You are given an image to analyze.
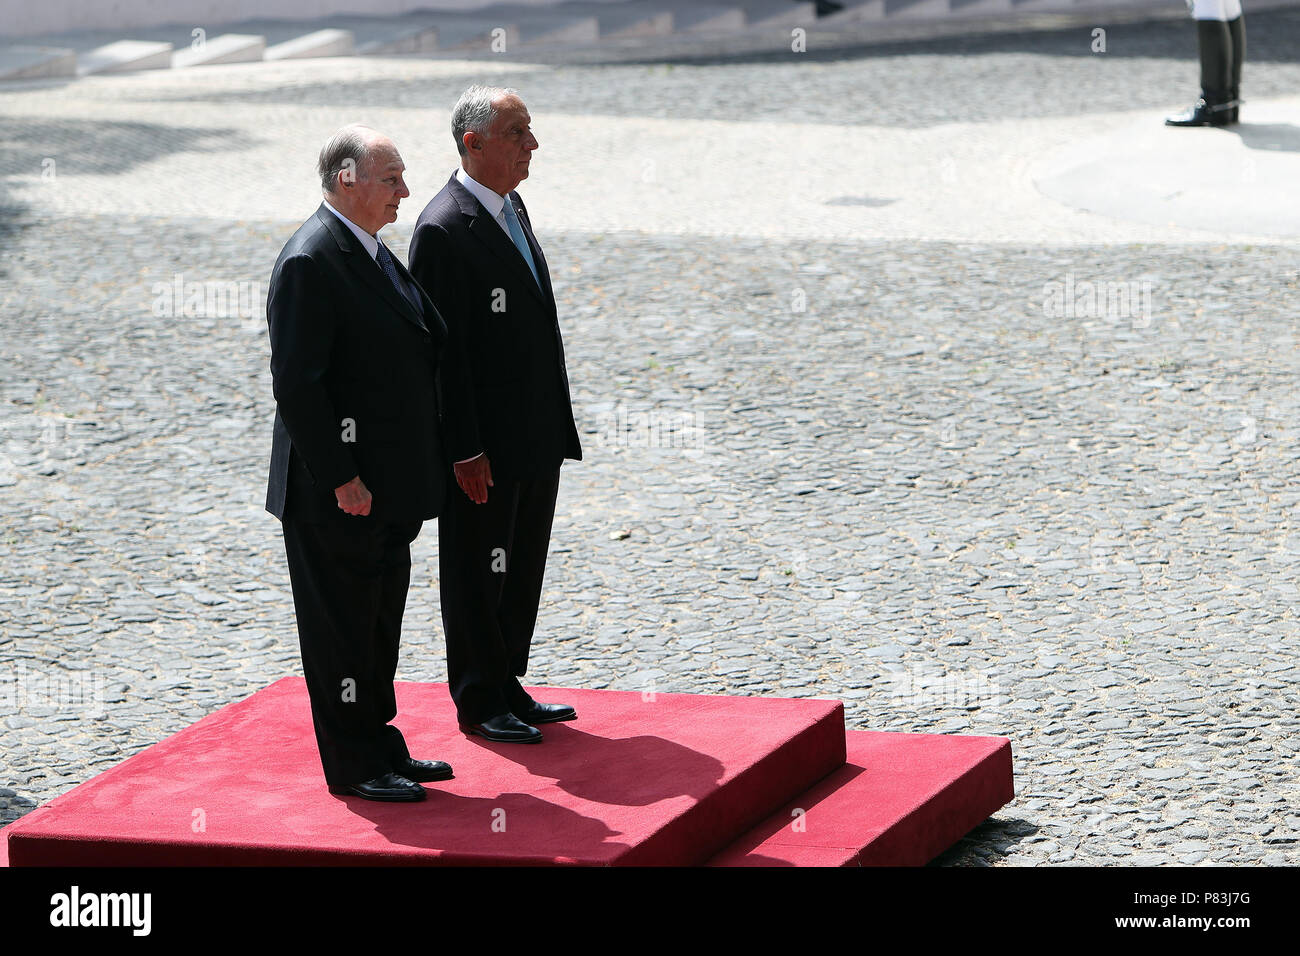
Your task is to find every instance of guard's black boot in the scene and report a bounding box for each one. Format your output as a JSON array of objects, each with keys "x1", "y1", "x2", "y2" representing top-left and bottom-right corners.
[
  {"x1": 1227, "y1": 15, "x2": 1245, "y2": 124},
  {"x1": 1166, "y1": 19, "x2": 1234, "y2": 127}
]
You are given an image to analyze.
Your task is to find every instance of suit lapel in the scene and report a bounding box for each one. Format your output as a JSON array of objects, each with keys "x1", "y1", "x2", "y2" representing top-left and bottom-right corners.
[
  {"x1": 447, "y1": 176, "x2": 548, "y2": 307},
  {"x1": 316, "y1": 206, "x2": 428, "y2": 333}
]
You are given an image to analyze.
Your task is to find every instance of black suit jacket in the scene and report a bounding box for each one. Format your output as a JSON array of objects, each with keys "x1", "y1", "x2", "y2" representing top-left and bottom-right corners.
[
  {"x1": 266, "y1": 204, "x2": 448, "y2": 523},
  {"x1": 408, "y1": 174, "x2": 581, "y2": 481}
]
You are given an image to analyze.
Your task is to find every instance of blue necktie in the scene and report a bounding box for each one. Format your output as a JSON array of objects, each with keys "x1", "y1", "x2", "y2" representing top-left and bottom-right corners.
[
  {"x1": 501, "y1": 198, "x2": 540, "y2": 287},
  {"x1": 375, "y1": 242, "x2": 419, "y2": 313}
]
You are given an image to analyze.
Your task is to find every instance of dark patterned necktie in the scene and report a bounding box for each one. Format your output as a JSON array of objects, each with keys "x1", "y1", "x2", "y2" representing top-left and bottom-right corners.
[{"x1": 375, "y1": 242, "x2": 419, "y2": 313}]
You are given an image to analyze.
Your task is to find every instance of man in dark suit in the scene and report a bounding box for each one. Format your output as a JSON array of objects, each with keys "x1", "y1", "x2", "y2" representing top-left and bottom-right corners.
[
  {"x1": 409, "y1": 87, "x2": 582, "y2": 744},
  {"x1": 266, "y1": 125, "x2": 452, "y2": 800}
]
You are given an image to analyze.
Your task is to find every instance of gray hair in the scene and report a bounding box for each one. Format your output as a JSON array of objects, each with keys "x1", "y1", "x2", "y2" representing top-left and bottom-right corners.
[
  {"x1": 451, "y1": 85, "x2": 519, "y2": 156},
  {"x1": 317, "y1": 125, "x2": 376, "y2": 194}
]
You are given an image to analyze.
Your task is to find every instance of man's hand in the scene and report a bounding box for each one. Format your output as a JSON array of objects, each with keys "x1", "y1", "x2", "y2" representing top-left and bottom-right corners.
[
  {"x1": 334, "y1": 475, "x2": 373, "y2": 516},
  {"x1": 454, "y1": 453, "x2": 493, "y2": 505}
]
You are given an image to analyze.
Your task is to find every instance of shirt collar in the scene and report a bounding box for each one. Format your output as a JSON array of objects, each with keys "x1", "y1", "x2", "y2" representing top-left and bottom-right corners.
[
  {"x1": 322, "y1": 199, "x2": 380, "y2": 260},
  {"x1": 455, "y1": 166, "x2": 507, "y2": 221}
]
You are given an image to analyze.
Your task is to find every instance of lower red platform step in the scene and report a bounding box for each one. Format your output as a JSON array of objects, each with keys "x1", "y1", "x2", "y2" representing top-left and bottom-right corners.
[{"x1": 708, "y1": 730, "x2": 1015, "y2": 866}]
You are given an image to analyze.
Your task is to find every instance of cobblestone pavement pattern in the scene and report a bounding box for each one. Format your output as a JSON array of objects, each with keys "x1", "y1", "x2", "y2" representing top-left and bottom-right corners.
[{"x1": 3, "y1": 12, "x2": 1300, "y2": 866}]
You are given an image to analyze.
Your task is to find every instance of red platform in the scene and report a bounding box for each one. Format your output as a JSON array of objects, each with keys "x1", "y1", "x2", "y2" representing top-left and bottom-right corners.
[{"x1": 3, "y1": 678, "x2": 1014, "y2": 866}]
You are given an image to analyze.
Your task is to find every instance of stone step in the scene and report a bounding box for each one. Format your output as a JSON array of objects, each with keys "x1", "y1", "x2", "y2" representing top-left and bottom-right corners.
[
  {"x1": 620, "y1": 1, "x2": 746, "y2": 34},
  {"x1": 549, "y1": 2, "x2": 676, "y2": 39},
  {"x1": 182, "y1": 18, "x2": 371, "y2": 52},
  {"x1": 264, "y1": 28, "x2": 354, "y2": 61},
  {"x1": 0, "y1": 46, "x2": 75, "y2": 81},
  {"x1": 428, "y1": 11, "x2": 600, "y2": 51},
  {"x1": 737, "y1": 0, "x2": 822, "y2": 27},
  {"x1": 8, "y1": 26, "x2": 203, "y2": 59},
  {"x1": 881, "y1": 0, "x2": 956, "y2": 19},
  {"x1": 950, "y1": 0, "x2": 1015, "y2": 11},
  {"x1": 171, "y1": 33, "x2": 266, "y2": 69},
  {"x1": 168, "y1": 19, "x2": 356, "y2": 58},
  {"x1": 824, "y1": 0, "x2": 887, "y2": 22},
  {"x1": 673, "y1": 4, "x2": 749, "y2": 34},
  {"x1": 1006, "y1": 0, "x2": 1080, "y2": 9},
  {"x1": 76, "y1": 40, "x2": 173, "y2": 76},
  {"x1": 342, "y1": 15, "x2": 441, "y2": 56}
]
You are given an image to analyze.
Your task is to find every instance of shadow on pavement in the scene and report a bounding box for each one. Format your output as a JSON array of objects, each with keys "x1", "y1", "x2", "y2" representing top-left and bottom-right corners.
[
  {"x1": 929, "y1": 815, "x2": 1040, "y2": 866},
  {"x1": 1234, "y1": 122, "x2": 1300, "y2": 152},
  {"x1": 0, "y1": 116, "x2": 253, "y2": 179},
  {"x1": 0, "y1": 117, "x2": 256, "y2": 275}
]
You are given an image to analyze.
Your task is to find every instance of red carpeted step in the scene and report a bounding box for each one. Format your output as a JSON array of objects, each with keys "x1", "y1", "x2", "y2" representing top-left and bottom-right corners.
[
  {"x1": 706, "y1": 730, "x2": 1014, "y2": 866},
  {"x1": 4, "y1": 677, "x2": 846, "y2": 866}
]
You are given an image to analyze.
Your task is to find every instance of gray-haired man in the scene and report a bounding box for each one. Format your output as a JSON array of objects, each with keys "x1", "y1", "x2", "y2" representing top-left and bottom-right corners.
[{"x1": 409, "y1": 87, "x2": 582, "y2": 743}]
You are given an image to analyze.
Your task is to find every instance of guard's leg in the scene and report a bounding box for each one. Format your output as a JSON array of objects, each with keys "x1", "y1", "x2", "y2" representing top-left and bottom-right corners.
[{"x1": 1166, "y1": 1, "x2": 1237, "y2": 127}]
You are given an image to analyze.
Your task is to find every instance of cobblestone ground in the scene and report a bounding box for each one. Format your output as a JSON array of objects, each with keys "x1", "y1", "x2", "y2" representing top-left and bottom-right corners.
[{"x1": 2, "y1": 13, "x2": 1300, "y2": 866}]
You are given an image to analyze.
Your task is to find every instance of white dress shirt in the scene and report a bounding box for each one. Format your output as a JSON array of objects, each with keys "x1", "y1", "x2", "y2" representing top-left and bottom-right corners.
[
  {"x1": 455, "y1": 166, "x2": 515, "y2": 236},
  {"x1": 323, "y1": 197, "x2": 420, "y2": 311},
  {"x1": 322, "y1": 199, "x2": 381, "y2": 259}
]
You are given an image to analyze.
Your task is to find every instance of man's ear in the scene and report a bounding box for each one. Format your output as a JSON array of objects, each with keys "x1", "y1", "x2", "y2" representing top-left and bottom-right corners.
[{"x1": 339, "y1": 156, "x2": 361, "y2": 189}]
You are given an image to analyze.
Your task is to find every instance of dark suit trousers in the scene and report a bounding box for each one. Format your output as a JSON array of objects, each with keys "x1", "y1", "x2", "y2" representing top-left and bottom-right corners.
[
  {"x1": 282, "y1": 515, "x2": 421, "y2": 785},
  {"x1": 438, "y1": 470, "x2": 560, "y2": 725}
]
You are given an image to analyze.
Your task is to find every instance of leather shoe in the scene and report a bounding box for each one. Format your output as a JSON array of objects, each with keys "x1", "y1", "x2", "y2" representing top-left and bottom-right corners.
[
  {"x1": 514, "y1": 701, "x2": 576, "y2": 725},
  {"x1": 395, "y1": 757, "x2": 453, "y2": 782},
  {"x1": 461, "y1": 712, "x2": 542, "y2": 743},
  {"x1": 328, "y1": 772, "x2": 425, "y2": 802},
  {"x1": 1165, "y1": 96, "x2": 1235, "y2": 127}
]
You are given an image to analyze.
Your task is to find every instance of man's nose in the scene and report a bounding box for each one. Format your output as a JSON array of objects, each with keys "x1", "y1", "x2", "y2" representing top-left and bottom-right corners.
[
  {"x1": 525, "y1": 131, "x2": 538, "y2": 150},
  {"x1": 397, "y1": 180, "x2": 410, "y2": 197}
]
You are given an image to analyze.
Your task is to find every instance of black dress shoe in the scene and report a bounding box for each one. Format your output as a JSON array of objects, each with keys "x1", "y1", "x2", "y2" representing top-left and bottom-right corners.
[
  {"x1": 1165, "y1": 96, "x2": 1235, "y2": 127},
  {"x1": 328, "y1": 772, "x2": 426, "y2": 802},
  {"x1": 395, "y1": 757, "x2": 453, "y2": 782},
  {"x1": 461, "y1": 712, "x2": 542, "y2": 743},
  {"x1": 514, "y1": 701, "x2": 576, "y2": 725}
]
